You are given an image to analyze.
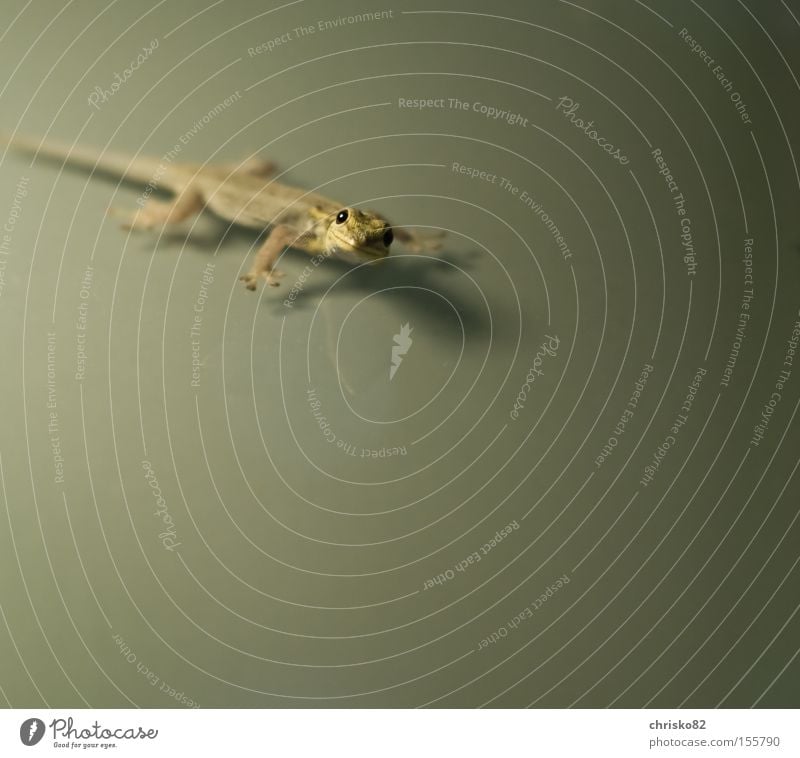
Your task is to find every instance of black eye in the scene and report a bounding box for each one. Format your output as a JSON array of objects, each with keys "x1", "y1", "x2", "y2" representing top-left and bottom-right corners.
[
  {"x1": 336, "y1": 209, "x2": 349, "y2": 224},
  {"x1": 383, "y1": 229, "x2": 394, "y2": 246}
]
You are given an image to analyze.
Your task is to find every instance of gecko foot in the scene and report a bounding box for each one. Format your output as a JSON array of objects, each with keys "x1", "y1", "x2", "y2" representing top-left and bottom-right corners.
[
  {"x1": 239, "y1": 269, "x2": 284, "y2": 291},
  {"x1": 239, "y1": 273, "x2": 259, "y2": 291}
]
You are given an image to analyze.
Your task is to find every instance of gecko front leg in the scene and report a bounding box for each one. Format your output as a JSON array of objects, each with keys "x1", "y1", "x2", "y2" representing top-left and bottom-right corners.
[
  {"x1": 239, "y1": 225, "x2": 295, "y2": 290},
  {"x1": 112, "y1": 187, "x2": 204, "y2": 231}
]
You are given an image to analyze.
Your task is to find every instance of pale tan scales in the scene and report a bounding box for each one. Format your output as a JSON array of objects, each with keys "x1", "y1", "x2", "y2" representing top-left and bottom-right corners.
[{"x1": 1, "y1": 133, "x2": 440, "y2": 290}]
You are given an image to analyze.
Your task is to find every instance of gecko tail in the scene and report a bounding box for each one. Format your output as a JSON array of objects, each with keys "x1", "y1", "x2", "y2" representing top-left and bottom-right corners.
[{"x1": 0, "y1": 132, "x2": 165, "y2": 186}]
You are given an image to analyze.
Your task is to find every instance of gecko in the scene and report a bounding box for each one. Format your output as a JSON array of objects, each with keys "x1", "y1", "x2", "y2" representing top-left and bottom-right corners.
[{"x1": 0, "y1": 133, "x2": 441, "y2": 290}]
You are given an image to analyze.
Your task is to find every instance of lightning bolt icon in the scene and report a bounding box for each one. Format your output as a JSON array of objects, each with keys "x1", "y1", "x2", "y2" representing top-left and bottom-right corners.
[
  {"x1": 389, "y1": 323, "x2": 413, "y2": 381},
  {"x1": 28, "y1": 721, "x2": 38, "y2": 743}
]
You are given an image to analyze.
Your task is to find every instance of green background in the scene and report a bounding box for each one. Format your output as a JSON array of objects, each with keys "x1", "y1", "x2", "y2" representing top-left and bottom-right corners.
[{"x1": 0, "y1": 0, "x2": 798, "y2": 707}]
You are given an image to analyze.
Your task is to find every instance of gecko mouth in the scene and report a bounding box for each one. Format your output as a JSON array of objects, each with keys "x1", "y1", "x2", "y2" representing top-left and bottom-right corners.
[{"x1": 328, "y1": 231, "x2": 390, "y2": 263}]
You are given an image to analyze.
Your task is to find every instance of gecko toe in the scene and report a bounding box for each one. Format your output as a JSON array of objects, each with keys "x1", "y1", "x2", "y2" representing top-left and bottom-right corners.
[
  {"x1": 266, "y1": 270, "x2": 284, "y2": 287},
  {"x1": 239, "y1": 274, "x2": 259, "y2": 291}
]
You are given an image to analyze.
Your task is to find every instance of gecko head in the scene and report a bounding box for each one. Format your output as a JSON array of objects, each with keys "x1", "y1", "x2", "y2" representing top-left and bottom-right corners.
[{"x1": 325, "y1": 208, "x2": 393, "y2": 264}]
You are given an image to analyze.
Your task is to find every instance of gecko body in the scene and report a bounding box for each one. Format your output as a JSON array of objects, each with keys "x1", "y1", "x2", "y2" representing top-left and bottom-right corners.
[{"x1": 1, "y1": 134, "x2": 438, "y2": 289}]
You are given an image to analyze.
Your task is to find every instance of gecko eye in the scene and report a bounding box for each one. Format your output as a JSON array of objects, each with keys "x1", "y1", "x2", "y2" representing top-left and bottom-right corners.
[
  {"x1": 383, "y1": 229, "x2": 394, "y2": 246},
  {"x1": 335, "y1": 209, "x2": 349, "y2": 224}
]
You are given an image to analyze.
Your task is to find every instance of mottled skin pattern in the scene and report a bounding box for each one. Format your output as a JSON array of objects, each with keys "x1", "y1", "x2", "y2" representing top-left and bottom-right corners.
[{"x1": 1, "y1": 133, "x2": 439, "y2": 290}]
